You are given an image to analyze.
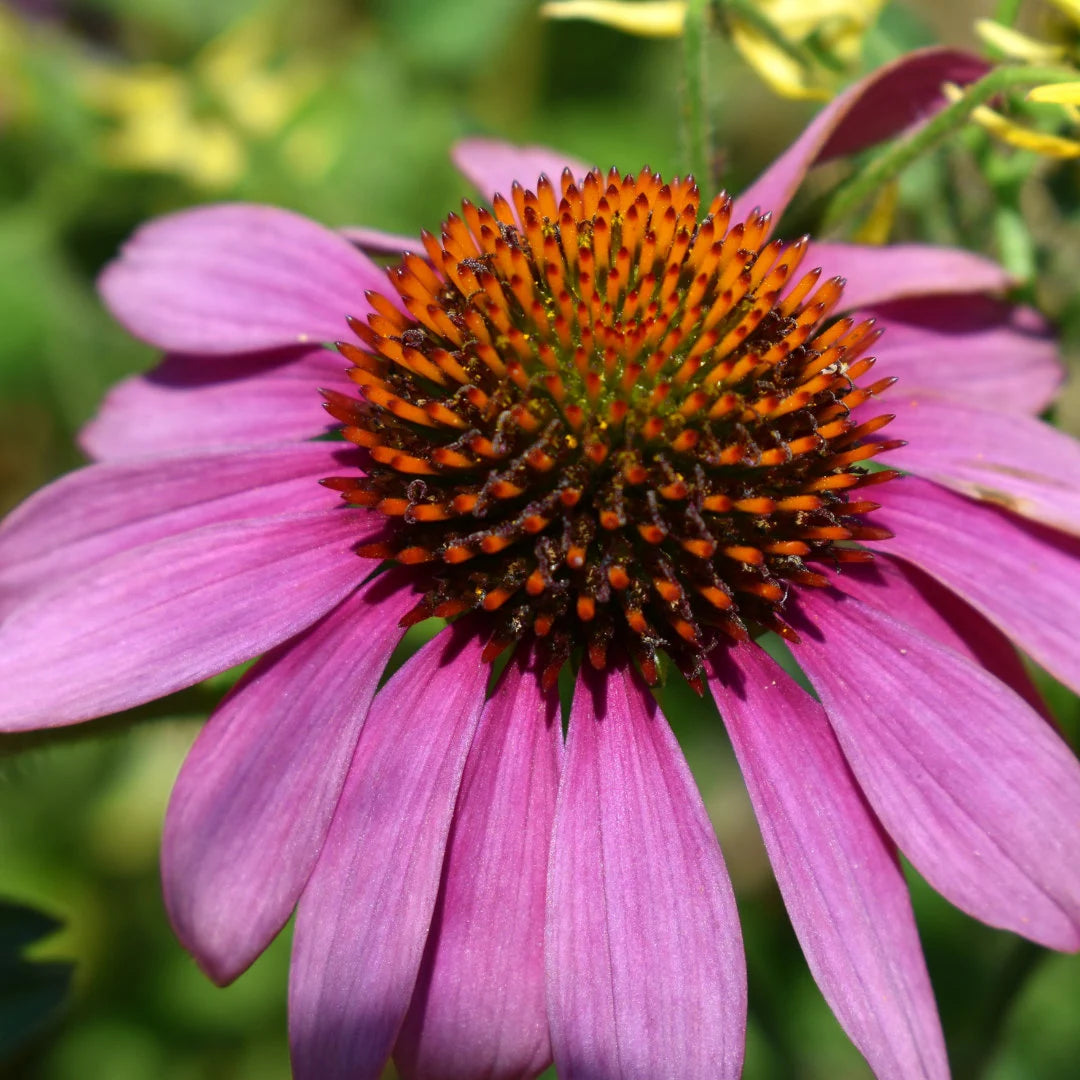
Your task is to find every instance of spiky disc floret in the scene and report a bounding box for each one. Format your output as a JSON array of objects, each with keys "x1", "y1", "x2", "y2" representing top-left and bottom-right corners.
[{"x1": 322, "y1": 167, "x2": 902, "y2": 690}]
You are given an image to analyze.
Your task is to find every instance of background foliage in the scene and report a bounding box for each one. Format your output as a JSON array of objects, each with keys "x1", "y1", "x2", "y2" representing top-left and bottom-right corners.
[{"x1": 0, "y1": 0, "x2": 1078, "y2": 1077}]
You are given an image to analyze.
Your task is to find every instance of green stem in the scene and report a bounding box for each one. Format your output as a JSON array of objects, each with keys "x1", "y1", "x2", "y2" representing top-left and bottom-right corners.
[
  {"x1": 823, "y1": 64, "x2": 1080, "y2": 230},
  {"x1": 682, "y1": 0, "x2": 712, "y2": 186}
]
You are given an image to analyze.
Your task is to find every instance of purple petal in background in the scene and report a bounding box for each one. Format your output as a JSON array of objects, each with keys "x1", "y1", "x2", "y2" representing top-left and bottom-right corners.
[
  {"x1": 288, "y1": 630, "x2": 489, "y2": 1080},
  {"x1": 80, "y1": 347, "x2": 353, "y2": 460},
  {"x1": 711, "y1": 645, "x2": 948, "y2": 1080},
  {"x1": 866, "y1": 297, "x2": 1061, "y2": 415},
  {"x1": 794, "y1": 588, "x2": 1080, "y2": 950},
  {"x1": 162, "y1": 573, "x2": 417, "y2": 985},
  {"x1": 0, "y1": 509, "x2": 377, "y2": 729},
  {"x1": 546, "y1": 665, "x2": 745, "y2": 1079},
  {"x1": 884, "y1": 397, "x2": 1080, "y2": 536},
  {"x1": 452, "y1": 138, "x2": 592, "y2": 205},
  {"x1": 99, "y1": 204, "x2": 395, "y2": 354},
  {"x1": 339, "y1": 225, "x2": 419, "y2": 258},
  {"x1": 814, "y1": 242, "x2": 1013, "y2": 310},
  {"x1": 874, "y1": 478, "x2": 1080, "y2": 696},
  {"x1": 396, "y1": 653, "x2": 562, "y2": 1080},
  {"x1": 736, "y1": 49, "x2": 989, "y2": 223}
]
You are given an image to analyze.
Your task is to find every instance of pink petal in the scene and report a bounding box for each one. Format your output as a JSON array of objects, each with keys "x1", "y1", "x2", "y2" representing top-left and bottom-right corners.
[
  {"x1": 736, "y1": 49, "x2": 989, "y2": 223},
  {"x1": 395, "y1": 652, "x2": 562, "y2": 1080},
  {"x1": 80, "y1": 347, "x2": 354, "y2": 461},
  {"x1": 826, "y1": 556, "x2": 1048, "y2": 719},
  {"x1": 793, "y1": 587, "x2": 1080, "y2": 950},
  {"x1": 162, "y1": 572, "x2": 417, "y2": 985},
  {"x1": 0, "y1": 443, "x2": 346, "y2": 607},
  {"x1": 868, "y1": 297, "x2": 1061, "y2": 416},
  {"x1": 873, "y1": 477, "x2": 1080, "y2": 696},
  {"x1": 452, "y1": 138, "x2": 592, "y2": 205},
  {"x1": 0, "y1": 509, "x2": 377, "y2": 730},
  {"x1": 710, "y1": 645, "x2": 948, "y2": 1080},
  {"x1": 288, "y1": 629, "x2": 490, "y2": 1080},
  {"x1": 546, "y1": 664, "x2": 745, "y2": 1079},
  {"x1": 99, "y1": 204, "x2": 396, "y2": 355},
  {"x1": 813, "y1": 242, "x2": 1014, "y2": 310},
  {"x1": 884, "y1": 397, "x2": 1080, "y2": 536},
  {"x1": 339, "y1": 225, "x2": 419, "y2": 257}
]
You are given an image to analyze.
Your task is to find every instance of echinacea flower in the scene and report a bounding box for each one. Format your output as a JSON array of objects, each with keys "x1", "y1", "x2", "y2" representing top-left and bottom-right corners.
[{"x1": 2, "y1": 47, "x2": 1080, "y2": 1079}]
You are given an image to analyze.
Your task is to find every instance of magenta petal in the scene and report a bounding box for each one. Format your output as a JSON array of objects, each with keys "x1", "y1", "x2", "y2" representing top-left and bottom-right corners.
[
  {"x1": 868, "y1": 297, "x2": 1061, "y2": 415},
  {"x1": 885, "y1": 398, "x2": 1080, "y2": 536},
  {"x1": 0, "y1": 443, "x2": 346, "y2": 606},
  {"x1": 794, "y1": 588, "x2": 1080, "y2": 950},
  {"x1": 710, "y1": 645, "x2": 948, "y2": 1080},
  {"x1": 827, "y1": 557, "x2": 1048, "y2": 719},
  {"x1": 161, "y1": 574, "x2": 416, "y2": 985},
  {"x1": 339, "y1": 225, "x2": 419, "y2": 257},
  {"x1": 813, "y1": 242, "x2": 1014, "y2": 310},
  {"x1": 873, "y1": 477, "x2": 1080, "y2": 696},
  {"x1": 288, "y1": 630, "x2": 489, "y2": 1080},
  {"x1": 736, "y1": 49, "x2": 988, "y2": 223},
  {"x1": 80, "y1": 347, "x2": 353, "y2": 460},
  {"x1": 452, "y1": 138, "x2": 592, "y2": 204},
  {"x1": 0, "y1": 509, "x2": 377, "y2": 729},
  {"x1": 546, "y1": 665, "x2": 745, "y2": 1079},
  {"x1": 395, "y1": 653, "x2": 562, "y2": 1080},
  {"x1": 99, "y1": 204, "x2": 394, "y2": 354}
]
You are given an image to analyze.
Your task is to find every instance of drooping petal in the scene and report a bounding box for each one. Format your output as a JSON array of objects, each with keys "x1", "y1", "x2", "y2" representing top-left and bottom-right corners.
[
  {"x1": 825, "y1": 556, "x2": 1048, "y2": 719},
  {"x1": 99, "y1": 204, "x2": 395, "y2": 355},
  {"x1": 792, "y1": 587, "x2": 1080, "y2": 950},
  {"x1": 866, "y1": 296, "x2": 1061, "y2": 416},
  {"x1": 873, "y1": 477, "x2": 1080, "y2": 696},
  {"x1": 546, "y1": 664, "x2": 745, "y2": 1079},
  {"x1": 339, "y1": 225, "x2": 419, "y2": 257},
  {"x1": 710, "y1": 645, "x2": 948, "y2": 1080},
  {"x1": 736, "y1": 49, "x2": 989, "y2": 223},
  {"x1": 80, "y1": 347, "x2": 354, "y2": 461},
  {"x1": 0, "y1": 442, "x2": 349, "y2": 606},
  {"x1": 288, "y1": 629, "x2": 489, "y2": 1080},
  {"x1": 812, "y1": 242, "x2": 1014, "y2": 310},
  {"x1": 452, "y1": 138, "x2": 592, "y2": 205},
  {"x1": 395, "y1": 652, "x2": 562, "y2": 1080},
  {"x1": 884, "y1": 397, "x2": 1080, "y2": 536},
  {"x1": 0, "y1": 509, "x2": 377, "y2": 729},
  {"x1": 162, "y1": 572, "x2": 417, "y2": 985}
]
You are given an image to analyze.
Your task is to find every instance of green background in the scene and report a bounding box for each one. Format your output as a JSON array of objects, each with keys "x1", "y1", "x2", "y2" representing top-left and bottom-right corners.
[{"x1": 1, "y1": 0, "x2": 1078, "y2": 1077}]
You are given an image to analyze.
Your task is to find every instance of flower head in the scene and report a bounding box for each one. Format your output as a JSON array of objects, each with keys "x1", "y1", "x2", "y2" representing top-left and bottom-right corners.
[
  {"x1": 342, "y1": 168, "x2": 899, "y2": 689},
  {"x1": 2, "y1": 48, "x2": 1080, "y2": 1080}
]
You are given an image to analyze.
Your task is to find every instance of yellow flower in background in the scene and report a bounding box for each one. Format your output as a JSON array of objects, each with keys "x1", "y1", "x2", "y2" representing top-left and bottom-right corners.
[
  {"x1": 82, "y1": 16, "x2": 321, "y2": 190},
  {"x1": 0, "y1": 6, "x2": 34, "y2": 126},
  {"x1": 943, "y1": 81, "x2": 1080, "y2": 159},
  {"x1": 540, "y1": 0, "x2": 686, "y2": 37},
  {"x1": 969, "y1": 7, "x2": 1080, "y2": 160},
  {"x1": 729, "y1": 0, "x2": 886, "y2": 99},
  {"x1": 540, "y1": 0, "x2": 886, "y2": 99}
]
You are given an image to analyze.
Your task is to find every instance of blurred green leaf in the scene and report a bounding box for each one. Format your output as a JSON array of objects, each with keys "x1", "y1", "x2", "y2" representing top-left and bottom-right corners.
[{"x1": 0, "y1": 901, "x2": 73, "y2": 1064}]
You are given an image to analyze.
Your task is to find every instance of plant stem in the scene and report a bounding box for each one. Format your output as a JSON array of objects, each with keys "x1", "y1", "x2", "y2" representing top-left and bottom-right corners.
[
  {"x1": 682, "y1": 0, "x2": 712, "y2": 186},
  {"x1": 822, "y1": 64, "x2": 1079, "y2": 230}
]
